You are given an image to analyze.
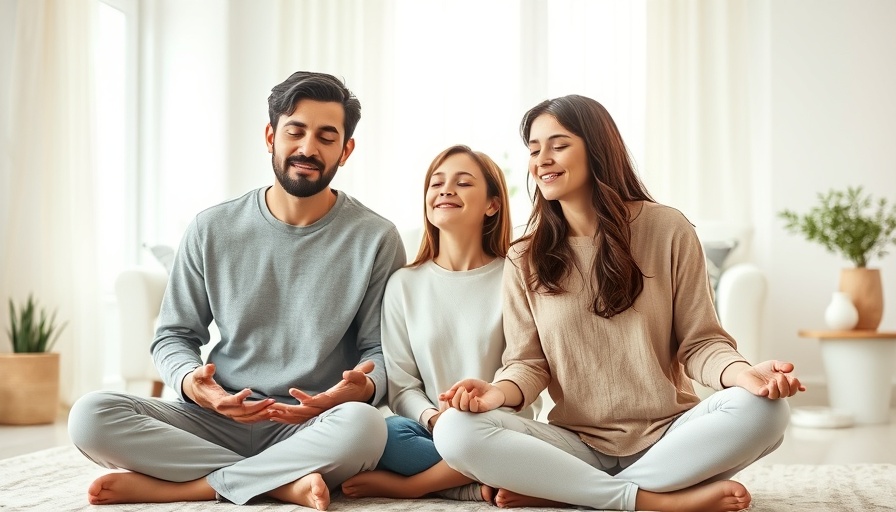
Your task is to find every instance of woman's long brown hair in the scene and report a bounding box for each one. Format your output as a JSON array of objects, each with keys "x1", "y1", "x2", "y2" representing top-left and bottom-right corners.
[
  {"x1": 410, "y1": 145, "x2": 512, "y2": 267},
  {"x1": 518, "y1": 95, "x2": 654, "y2": 318}
]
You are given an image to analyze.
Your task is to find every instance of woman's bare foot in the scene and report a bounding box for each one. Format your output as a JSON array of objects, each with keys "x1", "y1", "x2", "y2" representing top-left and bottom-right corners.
[
  {"x1": 87, "y1": 471, "x2": 215, "y2": 505},
  {"x1": 481, "y1": 485, "x2": 496, "y2": 503},
  {"x1": 342, "y1": 470, "x2": 425, "y2": 499},
  {"x1": 267, "y1": 473, "x2": 330, "y2": 511},
  {"x1": 494, "y1": 488, "x2": 568, "y2": 508},
  {"x1": 636, "y1": 480, "x2": 751, "y2": 512}
]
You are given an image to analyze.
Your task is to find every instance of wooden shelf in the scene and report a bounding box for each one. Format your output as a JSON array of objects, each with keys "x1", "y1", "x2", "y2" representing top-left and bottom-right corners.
[{"x1": 798, "y1": 330, "x2": 896, "y2": 339}]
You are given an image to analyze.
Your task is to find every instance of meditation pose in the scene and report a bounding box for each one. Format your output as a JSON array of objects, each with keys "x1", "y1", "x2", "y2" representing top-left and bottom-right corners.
[
  {"x1": 435, "y1": 94, "x2": 804, "y2": 512},
  {"x1": 341, "y1": 144, "x2": 537, "y2": 502},
  {"x1": 67, "y1": 71, "x2": 405, "y2": 510}
]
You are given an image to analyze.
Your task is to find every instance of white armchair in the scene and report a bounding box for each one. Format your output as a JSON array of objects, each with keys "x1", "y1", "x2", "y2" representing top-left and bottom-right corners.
[
  {"x1": 692, "y1": 221, "x2": 767, "y2": 398},
  {"x1": 690, "y1": 262, "x2": 767, "y2": 398},
  {"x1": 114, "y1": 266, "x2": 221, "y2": 398},
  {"x1": 114, "y1": 267, "x2": 168, "y2": 397}
]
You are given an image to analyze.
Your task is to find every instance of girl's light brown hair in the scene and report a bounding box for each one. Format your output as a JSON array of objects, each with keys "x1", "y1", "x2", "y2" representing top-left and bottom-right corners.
[{"x1": 410, "y1": 145, "x2": 512, "y2": 267}]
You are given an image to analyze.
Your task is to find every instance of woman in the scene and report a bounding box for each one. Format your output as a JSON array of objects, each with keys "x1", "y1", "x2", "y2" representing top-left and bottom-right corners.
[
  {"x1": 435, "y1": 96, "x2": 803, "y2": 512},
  {"x1": 341, "y1": 145, "x2": 536, "y2": 502}
]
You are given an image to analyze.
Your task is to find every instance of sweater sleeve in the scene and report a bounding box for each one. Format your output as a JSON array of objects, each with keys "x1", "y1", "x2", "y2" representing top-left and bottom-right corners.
[
  {"x1": 354, "y1": 227, "x2": 406, "y2": 406},
  {"x1": 381, "y1": 273, "x2": 437, "y2": 424},
  {"x1": 150, "y1": 218, "x2": 210, "y2": 400},
  {"x1": 494, "y1": 250, "x2": 551, "y2": 409},
  {"x1": 672, "y1": 223, "x2": 748, "y2": 390}
]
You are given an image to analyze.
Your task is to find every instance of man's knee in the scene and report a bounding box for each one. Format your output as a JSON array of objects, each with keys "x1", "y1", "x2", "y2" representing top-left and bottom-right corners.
[
  {"x1": 67, "y1": 390, "x2": 130, "y2": 452},
  {"x1": 326, "y1": 402, "x2": 388, "y2": 462}
]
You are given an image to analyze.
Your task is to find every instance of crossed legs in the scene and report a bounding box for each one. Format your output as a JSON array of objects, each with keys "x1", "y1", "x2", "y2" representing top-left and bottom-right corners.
[
  {"x1": 342, "y1": 415, "x2": 484, "y2": 500},
  {"x1": 68, "y1": 392, "x2": 386, "y2": 508},
  {"x1": 434, "y1": 387, "x2": 789, "y2": 511}
]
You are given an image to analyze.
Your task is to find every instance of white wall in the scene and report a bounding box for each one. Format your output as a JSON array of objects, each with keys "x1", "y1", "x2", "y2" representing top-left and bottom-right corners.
[
  {"x1": 0, "y1": 0, "x2": 16, "y2": 274},
  {"x1": 758, "y1": 0, "x2": 896, "y2": 402},
  {"x1": 139, "y1": 0, "x2": 230, "y2": 248}
]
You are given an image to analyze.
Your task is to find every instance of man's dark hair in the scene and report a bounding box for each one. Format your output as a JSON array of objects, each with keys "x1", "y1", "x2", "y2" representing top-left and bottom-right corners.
[{"x1": 267, "y1": 71, "x2": 361, "y2": 143}]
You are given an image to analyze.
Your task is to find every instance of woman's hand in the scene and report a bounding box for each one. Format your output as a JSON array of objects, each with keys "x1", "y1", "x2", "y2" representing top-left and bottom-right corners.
[
  {"x1": 735, "y1": 360, "x2": 806, "y2": 399},
  {"x1": 439, "y1": 378, "x2": 506, "y2": 413}
]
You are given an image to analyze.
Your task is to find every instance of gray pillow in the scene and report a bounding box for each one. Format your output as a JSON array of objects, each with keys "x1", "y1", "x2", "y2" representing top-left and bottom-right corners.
[
  {"x1": 702, "y1": 239, "x2": 738, "y2": 299},
  {"x1": 144, "y1": 244, "x2": 175, "y2": 274}
]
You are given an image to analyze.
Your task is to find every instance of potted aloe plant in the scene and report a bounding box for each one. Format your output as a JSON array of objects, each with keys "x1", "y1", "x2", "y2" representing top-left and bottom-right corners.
[
  {"x1": 0, "y1": 295, "x2": 66, "y2": 424},
  {"x1": 779, "y1": 186, "x2": 896, "y2": 330}
]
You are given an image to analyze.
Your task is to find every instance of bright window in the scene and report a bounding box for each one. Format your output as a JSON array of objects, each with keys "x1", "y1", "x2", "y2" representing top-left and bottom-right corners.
[{"x1": 94, "y1": 0, "x2": 138, "y2": 291}]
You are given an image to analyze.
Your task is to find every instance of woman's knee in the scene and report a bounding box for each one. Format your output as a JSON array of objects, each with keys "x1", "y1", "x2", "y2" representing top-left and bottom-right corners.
[
  {"x1": 432, "y1": 408, "x2": 495, "y2": 466},
  {"x1": 725, "y1": 386, "x2": 792, "y2": 439}
]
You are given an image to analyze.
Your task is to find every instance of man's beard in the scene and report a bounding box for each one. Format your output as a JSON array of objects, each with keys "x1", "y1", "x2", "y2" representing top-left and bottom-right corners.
[{"x1": 272, "y1": 150, "x2": 339, "y2": 198}]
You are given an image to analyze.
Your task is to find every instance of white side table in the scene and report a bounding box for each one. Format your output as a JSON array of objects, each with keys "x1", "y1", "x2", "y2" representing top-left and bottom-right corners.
[{"x1": 798, "y1": 330, "x2": 896, "y2": 425}]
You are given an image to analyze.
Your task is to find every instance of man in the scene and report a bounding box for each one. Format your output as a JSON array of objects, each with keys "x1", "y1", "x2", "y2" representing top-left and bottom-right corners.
[{"x1": 68, "y1": 71, "x2": 405, "y2": 510}]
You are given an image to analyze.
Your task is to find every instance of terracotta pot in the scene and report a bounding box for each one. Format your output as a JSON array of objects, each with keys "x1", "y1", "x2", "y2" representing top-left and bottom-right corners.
[
  {"x1": 0, "y1": 352, "x2": 60, "y2": 425},
  {"x1": 839, "y1": 268, "x2": 884, "y2": 331}
]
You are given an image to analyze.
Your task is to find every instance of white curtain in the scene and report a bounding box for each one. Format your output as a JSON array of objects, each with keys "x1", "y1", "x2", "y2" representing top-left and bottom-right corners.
[
  {"x1": 273, "y1": 0, "x2": 400, "y2": 226},
  {"x1": 644, "y1": 0, "x2": 767, "y2": 225},
  {"x1": 0, "y1": 0, "x2": 101, "y2": 405},
  {"x1": 268, "y1": 0, "x2": 645, "y2": 232}
]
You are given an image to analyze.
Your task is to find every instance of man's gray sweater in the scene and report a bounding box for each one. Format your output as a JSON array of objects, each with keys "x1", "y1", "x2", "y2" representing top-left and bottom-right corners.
[{"x1": 150, "y1": 187, "x2": 405, "y2": 405}]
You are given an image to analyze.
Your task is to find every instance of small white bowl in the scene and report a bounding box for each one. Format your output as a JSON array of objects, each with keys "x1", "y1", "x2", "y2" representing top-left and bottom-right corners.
[{"x1": 790, "y1": 406, "x2": 854, "y2": 429}]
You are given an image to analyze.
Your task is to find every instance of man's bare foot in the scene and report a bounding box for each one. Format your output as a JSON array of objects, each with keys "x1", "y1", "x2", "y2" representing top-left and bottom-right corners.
[
  {"x1": 268, "y1": 473, "x2": 330, "y2": 511},
  {"x1": 87, "y1": 472, "x2": 214, "y2": 505},
  {"x1": 637, "y1": 480, "x2": 751, "y2": 512},
  {"x1": 342, "y1": 470, "x2": 425, "y2": 499},
  {"x1": 494, "y1": 488, "x2": 568, "y2": 508}
]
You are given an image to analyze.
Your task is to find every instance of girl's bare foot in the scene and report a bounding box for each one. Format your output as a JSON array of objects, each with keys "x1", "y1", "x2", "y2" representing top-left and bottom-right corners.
[
  {"x1": 267, "y1": 472, "x2": 330, "y2": 511},
  {"x1": 87, "y1": 471, "x2": 214, "y2": 505},
  {"x1": 342, "y1": 470, "x2": 425, "y2": 499},
  {"x1": 494, "y1": 488, "x2": 568, "y2": 508},
  {"x1": 636, "y1": 480, "x2": 751, "y2": 512},
  {"x1": 342, "y1": 461, "x2": 474, "y2": 500}
]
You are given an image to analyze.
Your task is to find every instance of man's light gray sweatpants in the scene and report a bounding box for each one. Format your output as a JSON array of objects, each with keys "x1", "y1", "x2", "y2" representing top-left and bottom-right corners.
[
  {"x1": 433, "y1": 386, "x2": 789, "y2": 511},
  {"x1": 67, "y1": 391, "x2": 387, "y2": 505}
]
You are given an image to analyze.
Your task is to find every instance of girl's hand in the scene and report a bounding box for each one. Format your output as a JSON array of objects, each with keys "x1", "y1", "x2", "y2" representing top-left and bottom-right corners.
[{"x1": 736, "y1": 360, "x2": 806, "y2": 399}]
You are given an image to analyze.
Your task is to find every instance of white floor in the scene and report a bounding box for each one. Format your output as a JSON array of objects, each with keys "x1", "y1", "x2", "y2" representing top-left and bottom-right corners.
[{"x1": 1, "y1": 406, "x2": 895, "y2": 465}]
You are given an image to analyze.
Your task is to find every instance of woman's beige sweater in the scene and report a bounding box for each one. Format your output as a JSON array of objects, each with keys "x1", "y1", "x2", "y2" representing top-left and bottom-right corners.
[{"x1": 496, "y1": 201, "x2": 748, "y2": 457}]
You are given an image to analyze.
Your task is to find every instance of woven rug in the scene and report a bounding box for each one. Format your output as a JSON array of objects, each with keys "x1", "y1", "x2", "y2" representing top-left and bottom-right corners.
[{"x1": 1, "y1": 446, "x2": 894, "y2": 511}]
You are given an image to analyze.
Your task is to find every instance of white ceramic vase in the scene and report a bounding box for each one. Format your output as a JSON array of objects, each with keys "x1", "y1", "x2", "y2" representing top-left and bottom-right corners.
[{"x1": 825, "y1": 291, "x2": 859, "y2": 330}]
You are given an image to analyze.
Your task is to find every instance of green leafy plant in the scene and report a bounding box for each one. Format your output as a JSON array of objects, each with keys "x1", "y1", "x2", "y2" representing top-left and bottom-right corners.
[
  {"x1": 7, "y1": 295, "x2": 67, "y2": 353},
  {"x1": 779, "y1": 186, "x2": 896, "y2": 267}
]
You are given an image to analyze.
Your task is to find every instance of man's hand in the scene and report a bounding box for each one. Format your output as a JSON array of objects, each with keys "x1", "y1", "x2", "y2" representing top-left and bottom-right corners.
[
  {"x1": 734, "y1": 360, "x2": 806, "y2": 399},
  {"x1": 439, "y1": 378, "x2": 506, "y2": 413},
  {"x1": 183, "y1": 363, "x2": 274, "y2": 423},
  {"x1": 266, "y1": 361, "x2": 376, "y2": 424}
]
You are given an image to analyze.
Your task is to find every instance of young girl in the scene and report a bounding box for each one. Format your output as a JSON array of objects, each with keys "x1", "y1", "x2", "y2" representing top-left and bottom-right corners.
[
  {"x1": 341, "y1": 145, "x2": 536, "y2": 502},
  {"x1": 435, "y1": 96, "x2": 803, "y2": 512}
]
